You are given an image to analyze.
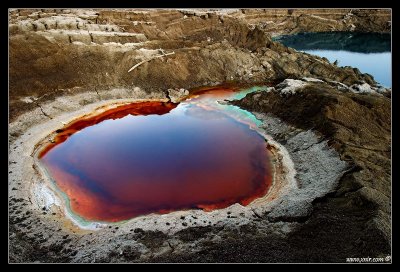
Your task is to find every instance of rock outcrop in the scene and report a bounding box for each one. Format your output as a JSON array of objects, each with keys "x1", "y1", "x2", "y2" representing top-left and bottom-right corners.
[
  {"x1": 232, "y1": 79, "x2": 391, "y2": 248},
  {"x1": 9, "y1": 8, "x2": 382, "y2": 121}
]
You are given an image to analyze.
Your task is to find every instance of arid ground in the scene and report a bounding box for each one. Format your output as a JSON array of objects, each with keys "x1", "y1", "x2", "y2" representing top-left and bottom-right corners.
[{"x1": 9, "y1": 9, "x2": 391, "y2": 263}]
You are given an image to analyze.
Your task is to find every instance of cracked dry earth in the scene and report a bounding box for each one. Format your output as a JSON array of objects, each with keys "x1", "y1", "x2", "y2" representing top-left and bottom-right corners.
[{"x1": 9, "y1": 8, "x2": 391, "y2": 263}]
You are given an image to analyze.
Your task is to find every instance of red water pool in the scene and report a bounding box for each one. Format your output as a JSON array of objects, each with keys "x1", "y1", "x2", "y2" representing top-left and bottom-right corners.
[{"x1": 39, "y1": 88, "x2": 273, "y2": 222}]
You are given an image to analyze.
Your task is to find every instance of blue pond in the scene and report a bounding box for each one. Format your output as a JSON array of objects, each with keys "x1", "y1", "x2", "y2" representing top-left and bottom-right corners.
[{"x1": 273, "y1": 32, "x2": 391, "y2": 87}]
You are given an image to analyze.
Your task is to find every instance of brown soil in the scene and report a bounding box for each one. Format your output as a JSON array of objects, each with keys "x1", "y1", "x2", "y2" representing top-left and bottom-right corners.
[
  {"x1": 9, "y1": 9, "x2": 391, "y2": 263},
  {"x1": 9, "y1": 8, "x2": 386, "y2": 121}
]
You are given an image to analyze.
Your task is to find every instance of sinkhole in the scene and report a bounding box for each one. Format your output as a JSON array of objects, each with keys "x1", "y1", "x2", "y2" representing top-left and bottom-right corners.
[{"x1": 38, "y1": 86, "x2": 274, "y2": 223}]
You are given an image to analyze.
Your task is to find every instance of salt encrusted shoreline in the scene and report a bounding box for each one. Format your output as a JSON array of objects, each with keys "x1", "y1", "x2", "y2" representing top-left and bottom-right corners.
[
  {"x1": 19, "y1": 90, "x2": 296, "y2": 233},
  {"x1": 9, "y1": 86, "x2": 349, "y2": 262}
]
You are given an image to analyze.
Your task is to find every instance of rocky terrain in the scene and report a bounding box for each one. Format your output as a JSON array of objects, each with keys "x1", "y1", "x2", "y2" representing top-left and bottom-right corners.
[
  {"x1": 9, "y1": 9, "x2": 391, "y2": 263},
  {"x1": 9, "y1": 8, "x2": 390, "y2": 122},
  {"x1": 228, "y1": 80, "x2": 391, "y2": 261}
]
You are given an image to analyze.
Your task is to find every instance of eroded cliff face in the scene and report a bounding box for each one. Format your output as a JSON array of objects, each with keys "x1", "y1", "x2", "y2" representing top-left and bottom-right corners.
[
  {"x1": 9, "y1": 8, "x2": 385, "y2": 121},
  {"x1": 9, "y1": 9, "x2": 391, "y2": 263}
]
